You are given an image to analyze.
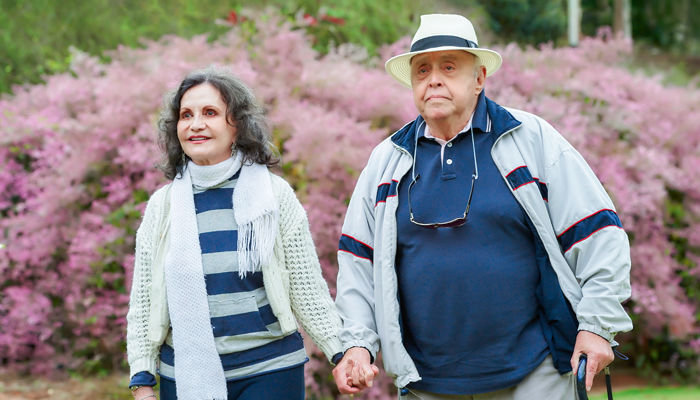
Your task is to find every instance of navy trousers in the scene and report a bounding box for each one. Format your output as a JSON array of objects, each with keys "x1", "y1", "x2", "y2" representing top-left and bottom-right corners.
[{"x1": 160, "y1": 365, "x2": 305, "y2": 400}]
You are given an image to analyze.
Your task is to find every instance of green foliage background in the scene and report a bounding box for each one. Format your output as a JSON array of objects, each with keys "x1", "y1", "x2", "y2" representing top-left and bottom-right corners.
[
  {"x1": 0, "y1": 0, "x2": 218, "y2": 94},
  {"x1": 473, "y1": 0, "x2": 567, "y2": 44},
  {"x1": 0, "y1": 0, "x2": 429, "y2": 95},
  {"x1": 5, "y1": 0, "x2": 698, "y2": 96},
  {"x1": 630, "y1": 0, "x2": 700, "y2": 54},
  {"x1": 581, "y1": 0, "x2": 700, "y2": 56},
  {"x1": 444, "y1": 0, "x2": 700, "y2": 56}
]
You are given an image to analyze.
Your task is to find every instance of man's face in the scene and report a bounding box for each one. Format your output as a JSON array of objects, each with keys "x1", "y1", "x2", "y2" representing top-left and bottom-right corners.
[{"x1": 410, "y1": 50, "x2": 485, "y2": 123}]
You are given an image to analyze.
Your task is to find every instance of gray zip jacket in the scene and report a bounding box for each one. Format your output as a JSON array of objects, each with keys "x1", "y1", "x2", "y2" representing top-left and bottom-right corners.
[{"x1": 335, "y1": 97, "x2": 633, "y2": 389}]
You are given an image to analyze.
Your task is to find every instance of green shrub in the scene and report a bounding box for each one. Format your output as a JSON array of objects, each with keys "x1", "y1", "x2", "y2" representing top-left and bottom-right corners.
[
  {"x1": 0, "y1": 0, "x2": 426, "y2": 95},
  {"x1": 581, "y1": 0, "x2": 613, "y2": 37},
  {"x1": 448, "y1": 0, "x2": 566, "y2": 45},
  {"x1": 580, "y1": 0, "x2": 700, "y2": 56},
  {"x1": 0, "y1": 0, "x2": 233, "y2": 94},
  {"x1": 630, "y1": 0, "x2": 700, "y2": 55},
  {"x1": 273, "y1": 0, "x2": 423, "y2": 54}
]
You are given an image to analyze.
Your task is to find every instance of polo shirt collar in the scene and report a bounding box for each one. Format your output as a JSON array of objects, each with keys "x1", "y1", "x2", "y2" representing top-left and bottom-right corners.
[{"x1": 472, "y1": 90, "x2": 490, "y2": 133}]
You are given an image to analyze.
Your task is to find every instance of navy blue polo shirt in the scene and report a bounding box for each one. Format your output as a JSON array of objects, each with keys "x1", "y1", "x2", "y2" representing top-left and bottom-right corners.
[{"x1": 395, "y1": 92, "x2": 549, "y2": 395}]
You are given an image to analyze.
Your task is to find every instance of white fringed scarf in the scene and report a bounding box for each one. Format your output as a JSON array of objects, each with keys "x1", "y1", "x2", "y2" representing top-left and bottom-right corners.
[{"x1": 165, "y1": 153, "x2": 278, "y2": 399}]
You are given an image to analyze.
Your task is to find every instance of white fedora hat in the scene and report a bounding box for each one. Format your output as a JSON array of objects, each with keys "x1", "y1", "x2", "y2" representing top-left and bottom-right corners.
[{"x1": 385, "y1": 14, "x2": 503, "y2": 88}]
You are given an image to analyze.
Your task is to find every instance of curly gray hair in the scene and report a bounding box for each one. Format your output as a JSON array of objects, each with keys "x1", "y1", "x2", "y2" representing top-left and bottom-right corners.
[{"x1": 156, "y1": 66, "x2": 279, "y2": 180}]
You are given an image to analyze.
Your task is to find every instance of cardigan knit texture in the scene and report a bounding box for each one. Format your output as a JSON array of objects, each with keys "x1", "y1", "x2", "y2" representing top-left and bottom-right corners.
[{"x1": 126, "y1": 172, "x2": 343, "y2": 381}]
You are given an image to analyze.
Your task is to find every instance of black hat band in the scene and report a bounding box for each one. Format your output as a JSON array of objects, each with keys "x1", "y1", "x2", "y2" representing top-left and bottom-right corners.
[{"x1": 410, "y1": 35, "x2": 479, "y2": 53}]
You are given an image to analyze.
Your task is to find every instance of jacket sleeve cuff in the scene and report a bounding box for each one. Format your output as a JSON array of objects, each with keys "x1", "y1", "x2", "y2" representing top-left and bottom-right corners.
[
  {"x1": 578, "y1": 322, "x2": 615, "y2": 342},
  {"x1": 128, "y1": 371, "x2": 157, "y2": 388},
  {"x1": 129, "y1": 356, "x2": 158, "y2": 380},
  {"x1": 343, "y1": 341, "x2": 377, "y2": 364},
  {"x1": 331, "y1": 352, "x2": 344, "y2": 366}
]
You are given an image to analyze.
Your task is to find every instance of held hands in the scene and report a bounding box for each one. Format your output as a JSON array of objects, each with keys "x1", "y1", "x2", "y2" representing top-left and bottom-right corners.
[
  {"x1": 332, "y1": 347, "x2": 380, "y2": 395},
  {"x1": 570, "y1": 330, "x2": 615, "y2": 393}
]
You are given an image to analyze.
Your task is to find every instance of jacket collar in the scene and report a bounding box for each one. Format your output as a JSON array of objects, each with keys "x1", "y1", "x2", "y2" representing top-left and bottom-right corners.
[{"x1": 390, "y1": 91, "x2": 522, "y2": 155}]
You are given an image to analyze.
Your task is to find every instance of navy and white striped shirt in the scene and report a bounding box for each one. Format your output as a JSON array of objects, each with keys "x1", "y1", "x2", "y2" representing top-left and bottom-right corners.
[{"x1": 157, "y1": 171, "x2": 308, "y2": 382}]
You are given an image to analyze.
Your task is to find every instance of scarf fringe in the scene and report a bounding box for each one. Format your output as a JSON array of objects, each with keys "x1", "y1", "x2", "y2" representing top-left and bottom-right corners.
[
  {"x1": 237, "y1": 211, "x2": 278, "y2": 277},
  {"x1": 233, "y1": 159, "x2": 278, "y2": 277}
]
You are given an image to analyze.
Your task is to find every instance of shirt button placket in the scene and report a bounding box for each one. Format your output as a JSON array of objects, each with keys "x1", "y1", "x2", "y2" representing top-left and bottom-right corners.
[{"x1": 442, "y1": 139, "x2": 456, "y2": 179}]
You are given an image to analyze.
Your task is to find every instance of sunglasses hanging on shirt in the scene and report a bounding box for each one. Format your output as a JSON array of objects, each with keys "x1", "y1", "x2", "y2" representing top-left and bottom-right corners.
[{"x1": 408, "y1": 123, "x2": 479, "y2": 229}]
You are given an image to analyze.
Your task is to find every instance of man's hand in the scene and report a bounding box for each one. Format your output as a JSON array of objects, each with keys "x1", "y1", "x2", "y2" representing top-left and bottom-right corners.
[
  {"x1": 570, "y1": 330, "x2": 614, "y2": 392},
  {"x1": 332, "y1": 347, "x2": 379, "y2": 395}
]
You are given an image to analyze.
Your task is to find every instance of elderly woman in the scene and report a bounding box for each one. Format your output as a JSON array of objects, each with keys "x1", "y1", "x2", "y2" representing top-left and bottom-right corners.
[{"x1": 126, "y1": 66, "x2": 343, "y2": 400}]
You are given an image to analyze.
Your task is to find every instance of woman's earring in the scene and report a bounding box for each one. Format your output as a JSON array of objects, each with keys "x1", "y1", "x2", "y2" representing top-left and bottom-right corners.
[{"x1": 181, "y1": 152, "x2": 187, "y2": 165}]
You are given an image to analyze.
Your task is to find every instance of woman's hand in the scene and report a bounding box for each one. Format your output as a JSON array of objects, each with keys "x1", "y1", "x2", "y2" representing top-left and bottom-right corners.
[{"x1": 132, "y1": 386, "x2": 156, "y2": 400}]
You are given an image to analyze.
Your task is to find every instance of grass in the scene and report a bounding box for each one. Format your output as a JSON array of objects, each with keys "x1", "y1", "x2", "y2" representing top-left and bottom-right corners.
[{"x1": 589, "y1": 387, "x2": 700, "y2": 400}]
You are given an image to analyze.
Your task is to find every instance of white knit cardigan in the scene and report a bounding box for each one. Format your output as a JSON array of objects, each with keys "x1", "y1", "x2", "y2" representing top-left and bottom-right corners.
[{"x1": 126, "y1": 172, "x2": 343, "y2": 379}]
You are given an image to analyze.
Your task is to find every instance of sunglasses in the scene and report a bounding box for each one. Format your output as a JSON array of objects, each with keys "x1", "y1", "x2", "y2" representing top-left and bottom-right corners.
[{"x1": 407, "y1": 123, "x2": 479, "y2": 229}]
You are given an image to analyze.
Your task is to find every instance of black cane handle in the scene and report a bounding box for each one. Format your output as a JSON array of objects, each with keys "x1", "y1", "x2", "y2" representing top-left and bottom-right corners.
[
  {"x1": 576, "y1": 354, "x2": 589, "y2": 400},
  {"x1": 577, "y1": 354, "x2": 615, "y2": 400}
]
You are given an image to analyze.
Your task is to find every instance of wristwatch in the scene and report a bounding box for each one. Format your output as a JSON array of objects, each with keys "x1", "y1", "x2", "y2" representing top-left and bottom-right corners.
[{"x1": 129, "y1": 385, "x2": 144, "y2": 391}]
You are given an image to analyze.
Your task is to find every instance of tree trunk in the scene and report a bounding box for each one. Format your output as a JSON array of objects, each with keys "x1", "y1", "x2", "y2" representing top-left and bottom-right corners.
[
  {"x1": 568, "y1": 0, "x2": 581, "y2": 46},
  {"x1": 613, "y1": 0, "x2": 632, "y2": 38}
]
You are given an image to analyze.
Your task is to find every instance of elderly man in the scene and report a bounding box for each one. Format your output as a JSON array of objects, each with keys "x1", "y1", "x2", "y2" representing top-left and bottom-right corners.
[{"x1": 332, "y1": 14, "x2": 632, "y2": 400}]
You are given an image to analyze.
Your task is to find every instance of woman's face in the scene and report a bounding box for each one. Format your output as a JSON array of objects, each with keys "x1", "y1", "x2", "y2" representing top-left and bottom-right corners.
[{"x1": 177, "y1": 83, "x2": 237, "y2": 166}]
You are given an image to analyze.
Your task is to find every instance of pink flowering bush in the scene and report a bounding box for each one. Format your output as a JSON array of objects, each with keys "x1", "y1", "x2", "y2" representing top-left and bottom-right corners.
[{"x1": 0, "y1": 10, "x2": 699, "y2": 397}]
